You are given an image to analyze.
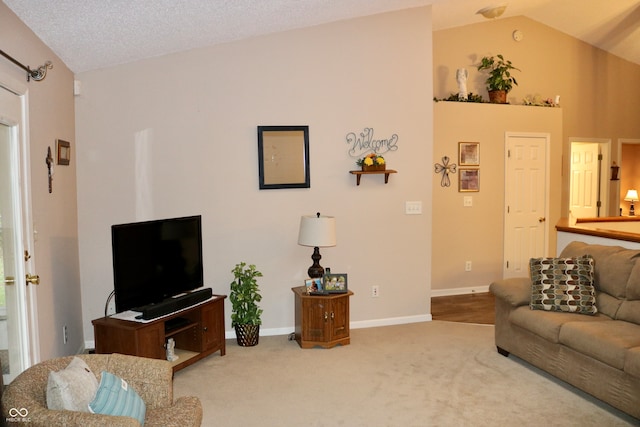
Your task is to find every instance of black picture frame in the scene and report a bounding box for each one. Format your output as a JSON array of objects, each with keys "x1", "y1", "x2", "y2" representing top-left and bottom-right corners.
[
  {"x1": 257, "y1": 125, "x2": 310, "y2": 189},
  {"x1": 322, "y1": 273, "x2": 348, "y2": 293}
]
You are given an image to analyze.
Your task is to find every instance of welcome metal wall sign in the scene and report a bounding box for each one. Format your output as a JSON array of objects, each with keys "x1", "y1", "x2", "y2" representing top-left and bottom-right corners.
[{"x1": 346, "y1": 128, "x2": 398, "y2": 158}]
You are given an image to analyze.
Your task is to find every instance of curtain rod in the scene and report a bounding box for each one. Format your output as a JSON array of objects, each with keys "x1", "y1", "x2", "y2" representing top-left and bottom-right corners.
[{"x1": 0, "y1": 49, "x2": 53, "y2": 82}]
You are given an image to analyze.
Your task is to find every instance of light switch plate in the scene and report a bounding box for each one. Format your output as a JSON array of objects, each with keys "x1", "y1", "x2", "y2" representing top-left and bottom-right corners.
[
  {"x1": 463, "y1": 196, "x2": 473, "y2": 207},
  {"x1": 405, "y1": 201, "x2": 422, "y2": 214}
]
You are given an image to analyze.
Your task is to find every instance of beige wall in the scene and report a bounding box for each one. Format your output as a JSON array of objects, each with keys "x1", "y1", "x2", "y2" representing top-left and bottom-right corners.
[
  {"x1": 432, "y1": 102, "x2": 562, "y2": 292},
  {"x1": 76, "y1": 7, "x2": 434, "y2": 341},
  {"x1": 433, "y1": 16, "x2": 640, "y2": 293},
  {"x1": 0, "y1": 3, "x2": 82, "y2": 360}
]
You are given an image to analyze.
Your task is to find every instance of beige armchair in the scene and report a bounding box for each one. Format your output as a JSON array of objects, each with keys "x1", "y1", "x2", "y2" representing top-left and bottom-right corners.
[{"x1": 1, "y1": 353, "x2": 202, "y2": 427}]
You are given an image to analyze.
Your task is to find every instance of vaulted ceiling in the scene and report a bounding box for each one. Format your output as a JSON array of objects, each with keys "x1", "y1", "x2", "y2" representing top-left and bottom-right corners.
[{"x1": 3, "y1": 0, "x2": 639, "y2": 73}]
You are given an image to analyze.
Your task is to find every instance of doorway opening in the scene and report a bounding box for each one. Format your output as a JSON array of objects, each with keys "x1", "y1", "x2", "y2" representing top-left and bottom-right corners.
[
  {"x1": 619, "y1": 139, "x2": 640, "y2": 217},
  {"x1": 569, "y1": 138, "x2": 611, "y2": 219}
]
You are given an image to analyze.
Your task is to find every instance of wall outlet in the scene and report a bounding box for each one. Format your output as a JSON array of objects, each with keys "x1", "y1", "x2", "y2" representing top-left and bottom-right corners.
[
  {"x1": 63, "y1": 325, "x2": 68, "y2": 344},
  {"x1": 372, "y1": 285, "x2": 379, "y2": 297},
  {"x1": 465, "y1": 261, "x2": 472, "y2": 271}
]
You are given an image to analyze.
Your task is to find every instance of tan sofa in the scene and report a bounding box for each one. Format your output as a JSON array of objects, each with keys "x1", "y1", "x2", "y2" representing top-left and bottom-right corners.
[
  {"x1": 1, "y1": 353, "x2": 202, "y2": 427},
  {"x1": 490, "y1": 241, "x2": 640, "y2": 419}
]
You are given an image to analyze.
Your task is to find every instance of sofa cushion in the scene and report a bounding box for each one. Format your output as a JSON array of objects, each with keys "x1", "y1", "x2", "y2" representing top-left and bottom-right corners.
[
  {"x1": 617, "y1": 300, "x2": 640, "y2": 325},
  {"x1": 46, "y1": 356, "x2": 99, "y2": 412},
  {"x1": 559, "y1": 321, "x2": 640, "y2": 370},
  {"x1": 560, "y1": 241, "x2": 640, "y2": 300},
  {"x1": 624, "y1": 347, "x2": 640, "y2": 379},
  {"x1": 595, "y1": 292, "x2": 623, "y2": 319},
  {"x1": 529, "y1": 256, "x2": 597, "y2": 314},
  {"x1": 510, "y1": 306, "x2": 609, "y2": 343},
  {"x1": 626, "y1": 261, "x2": 640, "y2": 300}
]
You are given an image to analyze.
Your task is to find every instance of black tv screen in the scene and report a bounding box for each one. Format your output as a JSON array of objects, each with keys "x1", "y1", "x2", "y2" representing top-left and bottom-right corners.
[{"x1": 111, "y1": 215, "x2": 204, "y2": 313}]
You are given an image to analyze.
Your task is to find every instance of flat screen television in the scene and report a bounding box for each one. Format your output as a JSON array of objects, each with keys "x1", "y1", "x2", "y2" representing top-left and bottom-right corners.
[{"x1": 111, "y1": 215, "x2": 204, "y2": 313}]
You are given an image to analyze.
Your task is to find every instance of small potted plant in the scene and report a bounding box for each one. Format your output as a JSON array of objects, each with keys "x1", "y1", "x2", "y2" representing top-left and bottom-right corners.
[
  {"x1": 229, "y1": 262, "x2": 263, "y2": 346},
  {"x1": 477, "y1": 54, "x2": 520, "y2": 104},
  {"x1": 356, "y1": 153, "x2": 385, "y2": 171}
]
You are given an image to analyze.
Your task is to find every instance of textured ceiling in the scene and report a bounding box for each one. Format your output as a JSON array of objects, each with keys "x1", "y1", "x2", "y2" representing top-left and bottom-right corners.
[{"x1": 3, "y1": 0, "x2": 640, "y2": 73}]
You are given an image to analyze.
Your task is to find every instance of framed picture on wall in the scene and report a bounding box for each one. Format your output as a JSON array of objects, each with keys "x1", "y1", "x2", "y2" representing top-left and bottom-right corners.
[
  {"x1": 458, "y1": 142, "x2": 479, "y2": 166},
  {"x1": 459, "y1": 168, "x2": 479, "y2": 192},
  {"x1": 257, "y1": 125, "x2": 310, "y2": 190},
  {"x1": 56, "y1": 139, "x2": 71, "y2": 165}
]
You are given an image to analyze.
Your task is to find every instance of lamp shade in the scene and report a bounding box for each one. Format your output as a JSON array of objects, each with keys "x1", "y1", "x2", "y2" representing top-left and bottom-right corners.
[
  {"x1": 625, "y1": 189, "x2": 639, "y2": 202},
  {"x1": 298, "y1": 214, "x2": 336, "y2": 248}
]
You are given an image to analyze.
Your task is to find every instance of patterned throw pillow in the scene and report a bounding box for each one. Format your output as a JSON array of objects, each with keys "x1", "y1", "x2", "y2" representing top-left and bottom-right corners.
[
  {"x1": 88, "y1": 371, "x2": 146, "y2": 425},
  {"x1": 529, "y1": 256, "x2": 597, "y2": 315}
]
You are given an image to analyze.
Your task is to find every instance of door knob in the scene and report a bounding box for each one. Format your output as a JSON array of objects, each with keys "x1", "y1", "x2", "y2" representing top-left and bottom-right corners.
[
  {"x1": 26, "y1": 274, "x2": 40, "y2": 285},
  {"x1": 3, "y1": 276, "x2": 15, "y2": 285},
  {"x1": 538, "y1": 217, "x2": 546, "y2": 223}
]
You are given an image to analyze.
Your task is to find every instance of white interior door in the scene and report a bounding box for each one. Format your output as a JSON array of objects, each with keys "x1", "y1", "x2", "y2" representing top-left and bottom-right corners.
[
  {"x1": 570, "y1": 142, "x2": 600, "y2": 218},
  {"x1": 503, "y1": 133, "x2": 549, "y2": 279},
  {"x1": 0, "y1": 80, "x2": 39, "y2": 383}
]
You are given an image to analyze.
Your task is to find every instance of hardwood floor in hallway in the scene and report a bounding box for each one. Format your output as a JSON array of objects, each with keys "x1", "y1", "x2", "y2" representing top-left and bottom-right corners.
[{"x1": 431, "y1": 292, "x2": 495, "y2": 324}]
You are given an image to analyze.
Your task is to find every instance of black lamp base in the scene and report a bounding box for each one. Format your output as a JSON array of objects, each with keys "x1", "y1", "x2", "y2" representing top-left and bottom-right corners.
[
  {"x1": 307, "y1": 246, "x2": 324, "y2": 278},
  {"x1": 631, "y1": 203, "x2": 635, "y2": 216}
]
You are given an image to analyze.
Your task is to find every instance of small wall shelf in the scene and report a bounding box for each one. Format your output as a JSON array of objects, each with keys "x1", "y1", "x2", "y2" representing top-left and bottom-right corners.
[{"x1": 349, "y1": 170, "x2": 397, "y2": 186}]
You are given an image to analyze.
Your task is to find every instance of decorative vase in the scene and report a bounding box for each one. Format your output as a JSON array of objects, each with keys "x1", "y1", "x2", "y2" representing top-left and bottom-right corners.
[
  {"x1": 488, "y1": 90, "x2": 507, "y2": 104},
  {"x1": 235, "y1": 324, "x2": 260, "y2": 346},
  {"x1": 362, "y1": 164, "x2": 386, "y2": 172}
]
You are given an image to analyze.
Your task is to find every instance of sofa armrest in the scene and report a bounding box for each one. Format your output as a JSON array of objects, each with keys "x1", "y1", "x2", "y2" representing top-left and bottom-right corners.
[
  {"x1": 145, "y1": 396, "x2": 203, "y2": 427},
  {"x1": 490, "y1": 277, "x2": 531, "y2": 307},
  {"x1": 105, "y1": 353, "x2": 173, "y2": 408},
  {"x1": 16, "y1": 408, "x2": 142, "y2": 427}
]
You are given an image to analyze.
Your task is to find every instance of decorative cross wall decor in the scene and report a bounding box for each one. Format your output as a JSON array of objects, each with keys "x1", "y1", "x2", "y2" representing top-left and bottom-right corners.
[{"x1": 434, "y1": 156, "x2": 457, "y2": 187}]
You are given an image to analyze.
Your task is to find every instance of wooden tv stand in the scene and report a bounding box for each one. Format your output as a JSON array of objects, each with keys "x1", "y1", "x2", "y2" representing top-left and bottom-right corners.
[{"x1": 92, "y1": 295, "x2": 226, "y2": 372}]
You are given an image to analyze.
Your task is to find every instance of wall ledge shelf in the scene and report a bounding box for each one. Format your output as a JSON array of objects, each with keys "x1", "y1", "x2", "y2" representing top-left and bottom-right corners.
[{"x1": 349, "y1": 169, "x2": 397, "y2": 186}]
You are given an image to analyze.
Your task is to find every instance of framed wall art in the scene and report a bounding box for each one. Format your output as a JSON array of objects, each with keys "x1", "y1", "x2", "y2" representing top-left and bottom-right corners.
[
  {"x1": 458, "y1": 142, "x2": 479, "y2": 166},
  {"x1": 459, "y1": 168, "x2": 479, "y2": 192},
  {"x1": 56, "y1": 139, "x2": 71, "y2": 165},
  {"x1": 257, "y1": 125, "x2": 310, "y2": 190}
]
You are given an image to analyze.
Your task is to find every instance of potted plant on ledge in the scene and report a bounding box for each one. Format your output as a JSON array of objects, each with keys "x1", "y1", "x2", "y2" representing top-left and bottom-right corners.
[
  {"x1": 477, "y1": 54, "x2": 520, "y2": 104},
  {"x1": 230, "y1": 262, "x2": 263, "y2": 347}
]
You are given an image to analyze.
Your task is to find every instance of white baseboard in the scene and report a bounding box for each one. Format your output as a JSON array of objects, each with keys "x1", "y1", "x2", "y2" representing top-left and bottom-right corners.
[
  {"x1": 350, "y1": 314, "x2": 432, "y2": 329},
  {"x1": 226, "y1": 315, "x2": 432, "y2": 339},
  {"x1": 430, "y1": 285, "x2": 490, "y2": 297}
]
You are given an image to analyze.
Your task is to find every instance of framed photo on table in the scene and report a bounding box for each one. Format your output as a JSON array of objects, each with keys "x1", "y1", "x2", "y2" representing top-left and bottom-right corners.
[
  {"x1": 322, "y1": 273, "x2": 348, "y2": 293},
  {"x1": 304, "y1": 278, "x2": 323, "y2": 294}
]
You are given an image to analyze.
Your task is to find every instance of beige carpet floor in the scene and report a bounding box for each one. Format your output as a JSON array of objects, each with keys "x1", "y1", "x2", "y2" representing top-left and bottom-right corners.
[{"x1": 173, "y1": 321, "x2": 638, "y2": 426}]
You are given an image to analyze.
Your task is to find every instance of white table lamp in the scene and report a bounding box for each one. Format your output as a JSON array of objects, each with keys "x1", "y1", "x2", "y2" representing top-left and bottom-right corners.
[
  {"x1": 625, "y1": 189, "x2": 639, "y2": 216},
  {"x1": 298, "y1": 213, "x2": 336, "y2": 278}
]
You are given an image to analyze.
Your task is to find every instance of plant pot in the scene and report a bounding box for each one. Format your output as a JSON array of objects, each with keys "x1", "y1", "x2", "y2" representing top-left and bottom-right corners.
[
  {"x1": 488, "y1": 90, "x2": 507, "y2": 104},
  {"x1": 362, "y1": 164, "x2": 386, "y2": 172},
  {"x1": 235, "y1": 324, "x2": 260, "y2": 346}
]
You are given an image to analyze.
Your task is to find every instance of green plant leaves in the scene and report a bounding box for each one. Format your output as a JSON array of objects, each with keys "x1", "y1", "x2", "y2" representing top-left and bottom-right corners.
[
  {"x1": 230, "y1": 262, "x2": 263, "y2": 326},
  {"x1": 477, "y1": 54, "x2": 520, "y2": 93}
]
